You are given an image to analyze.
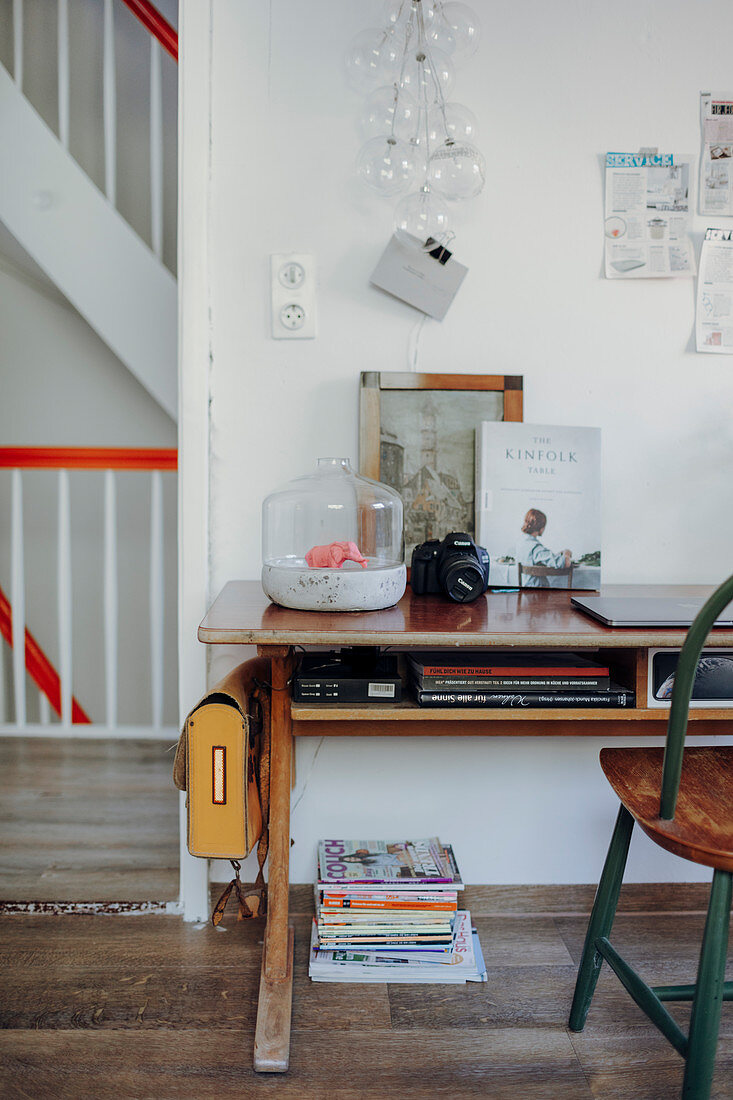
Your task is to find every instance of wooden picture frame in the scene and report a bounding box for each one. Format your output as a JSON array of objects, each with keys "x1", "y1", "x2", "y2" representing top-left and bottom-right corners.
[{"x1": 359, "y1": 372, "x2": 523, "y2": 562}]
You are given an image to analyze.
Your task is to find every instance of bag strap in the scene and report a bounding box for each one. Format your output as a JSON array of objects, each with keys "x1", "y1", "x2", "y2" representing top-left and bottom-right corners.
[
  {"x1": 240, "y1": 681, "x2": 271, "y2": 919},
  {"x1": 210, "y1": 678, "x2": 272, "y2": 924}
]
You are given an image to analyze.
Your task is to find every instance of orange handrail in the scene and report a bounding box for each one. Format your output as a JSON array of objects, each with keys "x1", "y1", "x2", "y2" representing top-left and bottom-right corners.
[
  {"x1": 120, "y1": 0, "x2": 178, "y2": 62},
  {"x1": 0, "y1": 585, "x2": 91, "y2": 724},
  {"x1": 0, "y1": 447, "x2": 177, "y2": 471}
]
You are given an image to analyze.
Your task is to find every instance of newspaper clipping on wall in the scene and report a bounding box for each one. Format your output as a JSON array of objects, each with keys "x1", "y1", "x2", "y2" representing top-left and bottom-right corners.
[
  {"x1": 696, "y1": 228, "x2": 733, "y2": 354},
  {"x1": 604, "y1": 152, "x2": 695, "y2": 279},
  {"x1": 699, "y1": 93, "x2": 733, "y2": 217}
]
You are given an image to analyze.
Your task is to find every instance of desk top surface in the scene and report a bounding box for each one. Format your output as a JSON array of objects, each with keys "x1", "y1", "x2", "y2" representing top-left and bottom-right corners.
[{"x1": 198, "y1": 582, "x2": 733, "y2": 648}]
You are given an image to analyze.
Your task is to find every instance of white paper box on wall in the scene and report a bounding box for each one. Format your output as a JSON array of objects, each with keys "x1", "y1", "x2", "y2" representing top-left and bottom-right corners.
[{"x1": 370, "y1": 234, "x2": 468, "y2": 320}]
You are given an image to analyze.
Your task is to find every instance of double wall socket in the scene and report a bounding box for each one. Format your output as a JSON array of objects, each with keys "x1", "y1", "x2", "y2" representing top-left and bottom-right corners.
[{"x1": 271, "y1": 253, "x2": 317, "y2": 339}]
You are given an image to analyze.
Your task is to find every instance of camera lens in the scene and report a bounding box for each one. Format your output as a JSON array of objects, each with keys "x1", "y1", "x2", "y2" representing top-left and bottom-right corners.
[{"x1": 438, "y1": 555, "x2": 486, "y2": 603}]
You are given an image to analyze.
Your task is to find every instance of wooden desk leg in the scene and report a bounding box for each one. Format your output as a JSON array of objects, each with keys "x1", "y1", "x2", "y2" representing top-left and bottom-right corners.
[{"x1": 254, "y1": 646, "x2": 295, "y2": 1073}]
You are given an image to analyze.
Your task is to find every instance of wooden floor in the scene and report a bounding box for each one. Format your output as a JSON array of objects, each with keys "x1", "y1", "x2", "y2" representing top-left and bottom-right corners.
[
  {"x1": 1, "y1": 739, "x2": 732, "y2": 1097},
  {"x1": 2, "y1": 885, "x2": 733, "y2": 1099},
  {"x1": 0, "y1": 737, "x2": 179, "y2": 903}
]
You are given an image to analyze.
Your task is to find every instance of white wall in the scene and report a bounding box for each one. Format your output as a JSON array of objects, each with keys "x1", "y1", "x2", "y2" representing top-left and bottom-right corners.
[{"x1": 180, "y1": 0, "x2": 733, "y2": 885}]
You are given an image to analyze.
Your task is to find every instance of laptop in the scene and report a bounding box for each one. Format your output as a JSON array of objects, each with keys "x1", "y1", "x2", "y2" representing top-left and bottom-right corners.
[{"x1": 571, "y1": 595, "x2": 733, "y2": 628}]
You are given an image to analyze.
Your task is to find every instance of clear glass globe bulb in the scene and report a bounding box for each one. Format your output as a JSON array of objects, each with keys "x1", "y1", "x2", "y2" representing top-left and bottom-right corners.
[
  {"x1": 399, "y1": 45, "x2": 455, "y2": 106},
  {"x1": 358, "y1": 85, "x2": 420, "y2": 142},
  {"x1": 428, "y1": 140, "x2": 486, "y2": 200},
  {"x1": 439, "y1": 2, "x2": 481, "y2": 62},
  {"x1": 394, "y1": 188, "x2": 451, "y2": 249},
  {"x1": 357, "y1": 136, "x2": 418, "y2": 196},
  {"x1": 425, "y1": 101, "x2": 478, "y2": 144},
  {"x1": 379, "y1": 27, "x2": 407, "y2": 82},
  {"x1": 345, "y1": 28, "x2": 400, "y2": 94},
  {"x1": 427, "y1": 19, "x2": 457, "y2": 55},
  {"x1": 383, "y1": 0, "x2": 436, "y2": 29}
]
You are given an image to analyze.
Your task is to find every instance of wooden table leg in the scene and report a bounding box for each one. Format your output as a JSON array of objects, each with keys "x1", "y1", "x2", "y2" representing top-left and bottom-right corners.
[{"x1": 254, "y1": 646, "x2": 295, "y2": 1073}]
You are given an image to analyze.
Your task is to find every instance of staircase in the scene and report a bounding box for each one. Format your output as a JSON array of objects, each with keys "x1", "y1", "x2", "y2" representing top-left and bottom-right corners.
[
  {"x1": 0, "y1": 2, "x2": 180, "y2": 734},
  {"x1": 0, "y1": 0, "x2": 178, "y2": 420}
]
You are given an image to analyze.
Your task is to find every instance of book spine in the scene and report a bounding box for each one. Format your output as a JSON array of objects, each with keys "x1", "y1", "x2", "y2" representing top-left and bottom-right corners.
[
  {"x1": 318, "y1": 876, "x2": 455, "y2": 886},
  {"x1": 413, "y1": 689, "x2": 635, "y2": 708},
  {"x1": 319, "y1": 924, "x2": 453, "y2": 933},
  {"x1": 318, "y1": 910, "x2": 454, "y2": 921},
  {"x1": 409, "y1": 664, "x2": 610, "y2": 677},
  {"x1": 321, "y1": 888, "x2": 457, "y2": 897},
  {"x1": 321, "y1": 899, "x2": 458, "y2": 911},
  {"x1": 413, "y1": 676, "x2": 610, "y2": 691},
  {"x1": 317, "y1": 885, "x2": 456, "y2": 894},
  {"x1": 319, "y1": 937, "x2": 454, "y2": 947}
]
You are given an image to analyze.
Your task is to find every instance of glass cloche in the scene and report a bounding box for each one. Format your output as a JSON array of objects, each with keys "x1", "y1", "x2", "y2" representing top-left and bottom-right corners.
[{"x1": 262, "y1": 458, "x2": 406, "y2": 611}]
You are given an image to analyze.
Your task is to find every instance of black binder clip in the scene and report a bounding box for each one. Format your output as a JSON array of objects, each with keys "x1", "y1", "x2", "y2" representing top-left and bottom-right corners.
[{"x1": 425, "y1": 237, "x2": 452, "y2": 265}]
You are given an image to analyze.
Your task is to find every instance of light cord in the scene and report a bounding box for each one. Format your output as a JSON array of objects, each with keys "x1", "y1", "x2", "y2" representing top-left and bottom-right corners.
[
  {"x1": 290, "y1": 736, "x2": 325, "y2": 818},
  {"x1": 407, "y1": 312, "x2": 429, "y2": 371}
]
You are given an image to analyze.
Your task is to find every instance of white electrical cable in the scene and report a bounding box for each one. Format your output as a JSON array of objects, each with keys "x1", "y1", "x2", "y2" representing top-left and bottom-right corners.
[
  {"x1": 290, "y1": 736, "x2": 325, "y2": 818},
  {"x1": 407, "y1": 312, "x2": 429, "y2": 371}
]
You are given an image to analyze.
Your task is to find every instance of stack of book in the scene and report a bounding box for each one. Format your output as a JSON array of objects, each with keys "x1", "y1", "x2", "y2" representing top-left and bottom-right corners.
[
  {"x1": 309, "y1": 837, "x2": 487, "y2": 984},
  {"x1": 407, "y1": 651, "x2": 635, "y2": 708}
]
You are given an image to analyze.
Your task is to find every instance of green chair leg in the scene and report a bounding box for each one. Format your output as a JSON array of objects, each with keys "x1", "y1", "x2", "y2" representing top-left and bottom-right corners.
[
  {"x1": 682, "y1": 870, "x2": 733, "y2": 1100},
  {"x1": 569, "y1": 804, "x2": 634, "y2": 1032}
]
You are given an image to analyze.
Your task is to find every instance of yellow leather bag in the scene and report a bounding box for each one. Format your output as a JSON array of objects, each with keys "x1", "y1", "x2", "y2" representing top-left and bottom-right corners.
[{"x1": 174, "y1": 658, "x2": 268, "y2": 859}]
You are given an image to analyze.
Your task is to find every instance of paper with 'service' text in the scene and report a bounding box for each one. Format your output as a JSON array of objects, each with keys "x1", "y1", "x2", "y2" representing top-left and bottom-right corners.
[{"x1": 605, "y1": 152, "x2": 695, "y2": 279}]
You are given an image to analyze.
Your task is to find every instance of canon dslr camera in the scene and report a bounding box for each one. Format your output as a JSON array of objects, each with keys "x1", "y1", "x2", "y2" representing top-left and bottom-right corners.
[{"x1": 410, "y1": 532, "x2": 490, "y2": 603}]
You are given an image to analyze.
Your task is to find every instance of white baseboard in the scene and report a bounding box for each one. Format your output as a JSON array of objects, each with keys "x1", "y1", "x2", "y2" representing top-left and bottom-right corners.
[{"x1": 0, "y1": 724, "x2": 178, "y2": 740}]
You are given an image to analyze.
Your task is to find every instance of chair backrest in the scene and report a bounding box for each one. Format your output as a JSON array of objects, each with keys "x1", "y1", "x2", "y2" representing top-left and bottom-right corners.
[
  {"x1": 659, "y1": 573, "x2": 733, "y2": 820},
  {"x1": 518, "y1": 564, "x2": 574, "y2": 589}
]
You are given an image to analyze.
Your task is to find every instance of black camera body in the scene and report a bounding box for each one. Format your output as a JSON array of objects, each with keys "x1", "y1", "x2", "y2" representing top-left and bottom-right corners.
[{"x1": 410, "y1": 532, "x2": 490, "y2": 603}]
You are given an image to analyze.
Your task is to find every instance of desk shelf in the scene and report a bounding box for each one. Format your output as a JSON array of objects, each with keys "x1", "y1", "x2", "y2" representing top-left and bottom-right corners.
[
  {"x1": 292, "y1": 701, "x2": 733, "y2": 721},
  {"x1": 291, "y1": 699, "x2": 733, "y2": 737}
]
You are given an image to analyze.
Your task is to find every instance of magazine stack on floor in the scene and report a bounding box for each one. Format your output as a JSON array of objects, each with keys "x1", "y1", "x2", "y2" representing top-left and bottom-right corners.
[
  {"x1": 407, "y1": 651, "x2": 635, "y2": 708},
  {"x1": 309, "y1": 838, "x2": 487, "y2": 983}
]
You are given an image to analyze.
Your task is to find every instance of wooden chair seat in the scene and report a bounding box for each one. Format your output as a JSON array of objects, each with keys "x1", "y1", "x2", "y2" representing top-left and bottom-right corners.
[{"x1": 600, "y1": 745, "x2": 733, "y2": 872}]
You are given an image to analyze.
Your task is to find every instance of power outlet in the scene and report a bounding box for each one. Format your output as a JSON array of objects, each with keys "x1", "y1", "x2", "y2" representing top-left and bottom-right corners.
[{"x1": 271, "y1": 253, "x2": 317, "y2": 339}]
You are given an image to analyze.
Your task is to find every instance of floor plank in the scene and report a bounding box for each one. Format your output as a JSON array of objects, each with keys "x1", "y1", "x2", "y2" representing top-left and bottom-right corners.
[
  {"x1": 0, "y1": 1028, "x2": 594, "y2": 1100},
  {"x1": 476, "y1": 914, "x2": 574, "y2": 968},
  {"x1": 555, "y1": 912, "x2": 721, "y2": 967},
  {"x1": 568, "y1": 1025, "x2": 733, "y2": 1100},
  {"x1": 0, "y1": 868, "x2": 179, "y2": 902},
  {"x1": 452, "y1": 882, "x2": 712, "y2": 915},
  {"x1": 0, "y1": 913, "x2": 390, "y2": 1034},
  {"x1": 388, "y1": 963, "x2": 580, "y2": 1029},
  {"x1": 0, "y1": 737, "x2": 178, "y2": 902}
]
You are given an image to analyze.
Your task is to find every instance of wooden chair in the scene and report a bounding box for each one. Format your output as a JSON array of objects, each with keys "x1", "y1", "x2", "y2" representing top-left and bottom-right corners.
[
  {"x1": 568, "y1": 574, "x2": 733, "y2": 1100},
  {"x1": 517, "y1": 563, "x2": 574, "y2": 588}
]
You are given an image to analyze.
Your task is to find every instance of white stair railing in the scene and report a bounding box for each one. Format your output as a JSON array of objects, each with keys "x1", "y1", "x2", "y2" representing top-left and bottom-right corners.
[{"x1": 0, "y1": 447, "x2": 178, "y2": 738}]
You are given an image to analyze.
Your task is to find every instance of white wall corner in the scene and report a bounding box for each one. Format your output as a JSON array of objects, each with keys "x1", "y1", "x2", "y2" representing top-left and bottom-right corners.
[{"x1": 177, "y1": 0, "x2": 215, "y2": 921}]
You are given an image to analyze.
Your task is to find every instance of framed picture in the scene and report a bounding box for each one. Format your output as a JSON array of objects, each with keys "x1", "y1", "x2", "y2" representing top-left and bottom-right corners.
[{"x1": 359, "y1": 372, "x2": 523, "y2": 562}]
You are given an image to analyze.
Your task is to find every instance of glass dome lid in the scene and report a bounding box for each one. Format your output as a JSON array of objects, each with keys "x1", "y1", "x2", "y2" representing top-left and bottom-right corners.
[{"x1": 261, "y1": 458, "x2": 406, "y2": 612}]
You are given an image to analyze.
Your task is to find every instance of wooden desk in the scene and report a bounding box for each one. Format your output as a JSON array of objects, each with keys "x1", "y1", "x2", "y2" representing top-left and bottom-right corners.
[{"x1": 198, "y1": 581, "x2": 733, "y2": 1072}]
